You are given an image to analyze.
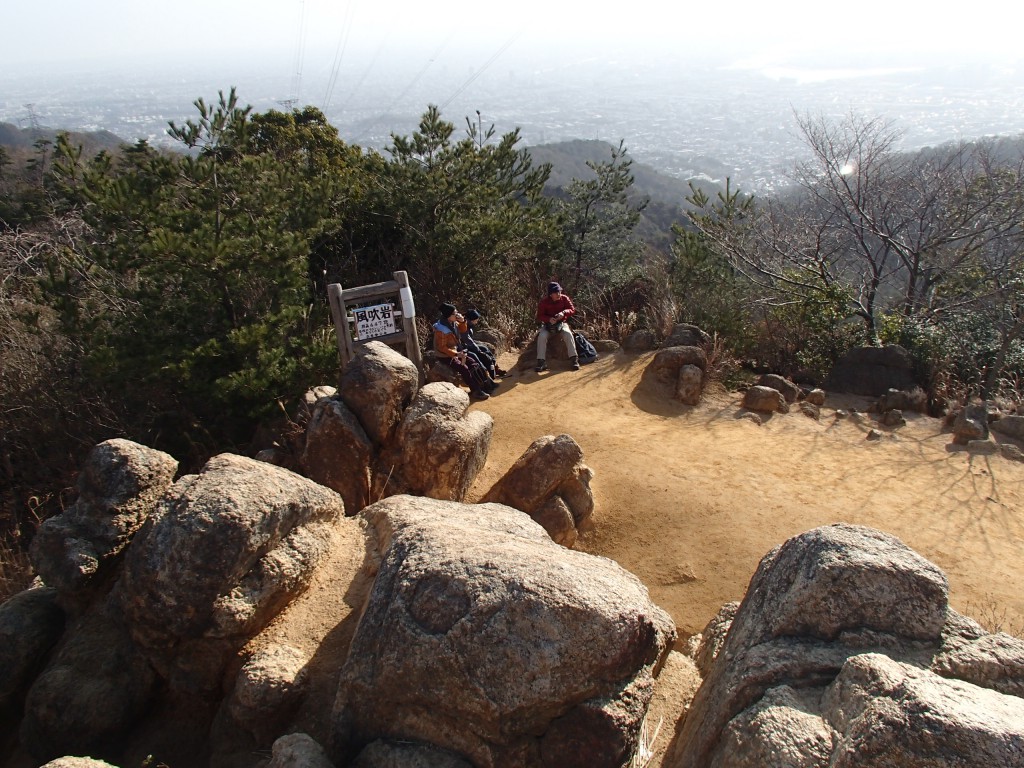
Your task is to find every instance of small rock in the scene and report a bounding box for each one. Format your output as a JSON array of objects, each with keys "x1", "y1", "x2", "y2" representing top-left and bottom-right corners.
[
  {"x1": 799, "y1": 402, "x2": 820, "y2": 420},
  {"x1": 880, "y1": 409, "x2": 906, "y2": 428},
  {"x1": 1000, "y1": 444, "x2": 1024, "y2": 462},
  {"x1": 805, "y1": 389, "x2": 827, "y2": 406},
  {"x1": 967, "y1": 440, "x2": 999, "y2": 455}
]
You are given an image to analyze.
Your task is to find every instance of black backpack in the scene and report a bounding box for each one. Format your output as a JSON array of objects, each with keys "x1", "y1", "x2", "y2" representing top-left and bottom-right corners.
[{"x1": 573, "y1": 331, "x2": 599, "y2": 363}]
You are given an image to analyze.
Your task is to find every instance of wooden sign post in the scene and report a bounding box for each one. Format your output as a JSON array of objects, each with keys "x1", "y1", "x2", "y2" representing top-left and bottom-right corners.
[{"x1": 327, "y1": 271, "x2": 423, "y2": 378}]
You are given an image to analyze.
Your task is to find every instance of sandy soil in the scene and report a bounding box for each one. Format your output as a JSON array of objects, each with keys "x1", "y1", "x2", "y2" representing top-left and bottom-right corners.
[
  {"x1": 12, "y1": 349, "x2": 1021, "y2": 768},
  {"x1": 468, "y1": 349, "x2": 1024, "y2": 641}
]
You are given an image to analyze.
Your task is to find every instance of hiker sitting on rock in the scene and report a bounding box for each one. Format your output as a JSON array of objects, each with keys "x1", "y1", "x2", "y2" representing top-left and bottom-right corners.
[
  {"x1": 434, "y1": 303, "x2": 495, "y2": 400},
  {"x1": 535, "y1": 281, "x2": 579, "y2": 372},
  {"x1": 463, "y1": 309, "x2": 507, "y2": 380}
]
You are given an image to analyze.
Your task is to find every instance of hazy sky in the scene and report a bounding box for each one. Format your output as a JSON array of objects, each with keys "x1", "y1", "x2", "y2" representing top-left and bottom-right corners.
[{"x1": 5, "y1": 0, "x2": 1023, "y2": 75}]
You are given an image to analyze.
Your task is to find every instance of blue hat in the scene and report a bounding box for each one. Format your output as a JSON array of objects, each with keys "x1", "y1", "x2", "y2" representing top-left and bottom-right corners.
[
  {"x1": 547, "y1": 282, "x2": 562, "y2": 294},
  {"x1": 465, "y1": 309, "x2": 482, "y2": 321}
]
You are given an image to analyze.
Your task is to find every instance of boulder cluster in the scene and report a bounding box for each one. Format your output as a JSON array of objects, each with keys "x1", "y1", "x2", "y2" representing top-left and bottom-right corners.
[
  {"x1": 671, "y1": 524, "x2": 1024, "y2": 767},
  {"x1": 3, "y1": 339, "x2": 1023, "y2": 768}
]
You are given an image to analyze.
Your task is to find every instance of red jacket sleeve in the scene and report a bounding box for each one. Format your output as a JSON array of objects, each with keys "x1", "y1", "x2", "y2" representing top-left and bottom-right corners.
[{"x1": 538, "y1": 295, "x2": 575, "y2": 323}]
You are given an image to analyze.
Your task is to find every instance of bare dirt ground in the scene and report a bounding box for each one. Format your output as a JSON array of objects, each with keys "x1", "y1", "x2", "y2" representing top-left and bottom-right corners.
[
  {"x1": 12, "y1": 349, "x2": 1021, "y2": 768},
  {"x1": 468, "y1": 349, "x2": 1024, "y2": 641}
]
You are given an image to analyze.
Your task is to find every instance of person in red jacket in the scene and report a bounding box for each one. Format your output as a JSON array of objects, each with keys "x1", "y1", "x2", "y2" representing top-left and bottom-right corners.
[{"x1": 535, "y1": 281, "x2": 579, "y2": 372}]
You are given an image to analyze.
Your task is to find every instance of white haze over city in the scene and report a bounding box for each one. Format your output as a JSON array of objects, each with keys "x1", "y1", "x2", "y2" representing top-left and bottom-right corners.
[{"x1": 3, "y1": 0, "x2": 1024, "y2": 191}]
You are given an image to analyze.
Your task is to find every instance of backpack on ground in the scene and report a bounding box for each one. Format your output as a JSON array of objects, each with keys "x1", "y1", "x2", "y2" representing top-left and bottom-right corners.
[{"x1": 573, "y1": 331, "x2": 599, "y2": 364}]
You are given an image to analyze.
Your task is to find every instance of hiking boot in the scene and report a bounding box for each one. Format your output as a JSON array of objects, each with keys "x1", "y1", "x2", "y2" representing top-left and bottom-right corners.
[
  {"x1": 570, "y1": 356, "x2": 580, "y2": 371},
  {"x1": 471, "y1": 389, "x2": 490, "y2": 400},
  {"x1": 484, "y1": 379, "x2": 499, "y2": 392},
  {"x1": 494, "y1": 367, "x2": 508, "y2": 377},
  {"x1": 535, "y1": 360, "x2": 547, "y2": 372}
]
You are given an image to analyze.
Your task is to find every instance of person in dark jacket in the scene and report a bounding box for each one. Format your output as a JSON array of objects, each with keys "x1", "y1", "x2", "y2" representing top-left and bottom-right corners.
[
  {"x1": 462, "y1": 309, "x2": 507, "y2": 379},
  {"x1": 535, "y1": 281, "x2": 579, "y2": 372},
  {"x1": 433, "y1": 303, "x2": 494, "y2": 400}
]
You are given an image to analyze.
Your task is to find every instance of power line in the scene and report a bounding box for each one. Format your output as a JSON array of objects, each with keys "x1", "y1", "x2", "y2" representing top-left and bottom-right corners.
[
  {"x1": 323, "y1": 1, "x2": 357, "y2": 112},
  {"x1": 289, "y1": 0, "x2": 308, "y2": 106},
  {"x1": 440, "y1": 29, "x2": 524, "y2": 111},
  {"x1": 350, "y1": 34, "x2": 454, "y2": 145},
  {"x1": 278, "y1": 0, "x2": 307, "y2": 110}
]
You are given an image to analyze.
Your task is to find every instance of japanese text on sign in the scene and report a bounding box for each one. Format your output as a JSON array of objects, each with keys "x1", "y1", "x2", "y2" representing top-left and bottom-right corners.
[{"x1": 354, "y1": 303, "x2": 397, "y2": 340}]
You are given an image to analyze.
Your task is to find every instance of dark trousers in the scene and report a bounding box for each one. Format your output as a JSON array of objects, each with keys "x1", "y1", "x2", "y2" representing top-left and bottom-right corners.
[
  {"x1": 464, "y1": 339, "x2": 496, "y2": 375},
  {"x1": 447, "y1": 356, "x2": 489, "y2": 392}
]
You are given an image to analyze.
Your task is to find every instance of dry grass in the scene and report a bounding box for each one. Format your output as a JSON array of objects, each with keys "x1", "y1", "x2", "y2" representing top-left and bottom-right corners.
[
  {"x1": 0, "y1": 535, "x2": 34, "y2": 603},
  {"x1": 963, "y1": 597, "x2": 1024, "y2": 639},
  {"x1": 631, "y1": 714, "x2": 664, "y2": 768}
]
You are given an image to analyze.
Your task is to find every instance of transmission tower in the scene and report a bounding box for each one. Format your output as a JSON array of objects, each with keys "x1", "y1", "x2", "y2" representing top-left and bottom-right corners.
[
  {"x1": 278, "y1": 0, "x2": 307, "y2": 111},
  {"x1": 23, "y1": 103, "x2": 42, "y2": 136}
]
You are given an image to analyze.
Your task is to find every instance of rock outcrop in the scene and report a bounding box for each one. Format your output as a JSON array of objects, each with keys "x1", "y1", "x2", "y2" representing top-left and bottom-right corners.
[
  {"x1": 953, "y1": 402, "x2": 990, "y2": 444},
  {"x1": 300, "y1": 344, "x2": 492, "y2": 515},
  {"x1": 742, "y1": 385, "x2": 789, "y2": 414},
  {"x1": 375, "y1": 382, "x2": 493, "y2": 502},
  {"x1": 338, "y1": 340, "x2": 421, "y2": 446},
  {"x1": 29, "y1": 439, "x2": 178, "y2": 611},
  {"x1": 117, "y1": 454, "x2": 344, "y2": 695},
  {"x1": 480, "y1": 434, "x2": 595, "y2": 546},
  {"x1": 663, "y1": 323, "x2": 710, "y2": 349},
  {"x1": 825, "y1": 345, "x2": 917, "y2": 397},
  {"x1": 667, "y1": 523, "x2": 1024, "y2": 768},
  {"x1": 640, "y1": 346, "x2": 708, "y2": 406},
  {"x1": 0, "y1": 584, "x2": 64, "y2": 723},
  {"x1": 332, "y1": 495, "x2": 676, "y2": 768},
  {"x1": 18, "y1": 452, "x2": 345, "y2": 763},
  {"x1": 755, "y1": 373, "x2": 799, "y2": 403}
]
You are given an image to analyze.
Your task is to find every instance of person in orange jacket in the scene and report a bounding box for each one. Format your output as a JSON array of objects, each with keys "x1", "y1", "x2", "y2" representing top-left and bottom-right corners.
[
  {"x1": 433, "y1": 303, "x2": 495, "y2": 400},
  {"x1": 535, "y1": 282, "x2": 579, "y2": 372}
]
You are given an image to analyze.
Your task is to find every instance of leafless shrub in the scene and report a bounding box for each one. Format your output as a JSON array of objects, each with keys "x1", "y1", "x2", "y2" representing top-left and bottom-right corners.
[
  {"x1": 964, "y1": 597, "x2": 1024, "y2": 639},
  {"x1": 703, "y1": 332, "x2": 744, "y2": 389}
]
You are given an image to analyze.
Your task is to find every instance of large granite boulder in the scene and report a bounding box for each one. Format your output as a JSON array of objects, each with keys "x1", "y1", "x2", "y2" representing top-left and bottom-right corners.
[
  {"x1": 622, "y1": 329, "x2": 659, "y2": 353},
  {"x1": 30, "y1": 439, "x2": 177, "y2": 610},
  {"x1": 825, "y1": 345, "x2": 917, "y2": 397},
  {"x1": 301, "y1": 395, "x2": 373, "y2": 515},
  {"x1": 823, "y1": 652, "x2": 1024, "y2": 767},
  {"x1": 756, "y1": 374, "x2": 800, "y2": 403},
  {"x1": 218, "y1": 643, "x2": 310, "y2": 746},
  {"x1": 664, "y1": 323, "x2": 710, "y2": 348},
  {"x1": 375, "y1": 383, "x2": 493, "y2": 502},
  {"x1": 351, "y1": 739, "x2": 475, "y2": 768},
  {"x1": 480, "y1": 434, "x2": 595, "y2": 546},
  {"x1": 742, "y1": 385, "x2": 788, "y2": 414},
  {"x1": 20, "y1": 606, "x2": 157, "y2": 763},
  {"x1": 953, "y1": 403, "x2": 990, "y2": 444},
  {"x1": 118, "y1": 454, "x2": 344, "y2": 694},
  {"x1": 332, "y1": 495, "x2": 675, "y2": 768},
  {"x1": 339, "y1": 340, "x2": 421, "y2": 446},
  {"x1": 0, "y1": 585, "x2": 65, "y2": 723},
  {"x1": 641, "y1": 346, "x2": 707, "y2": 405},
  {"x1": 666, "y1": 523, "x2": 1024, "y2": 768},
  {"x1": 993, "y1": 414, "x2": 1024, "y2": 442}
]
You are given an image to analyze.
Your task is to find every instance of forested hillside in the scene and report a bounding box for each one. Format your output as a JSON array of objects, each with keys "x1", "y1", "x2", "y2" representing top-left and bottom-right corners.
[{"x1": 3, "y1": 91, "x2": 1024, "y2": 600}]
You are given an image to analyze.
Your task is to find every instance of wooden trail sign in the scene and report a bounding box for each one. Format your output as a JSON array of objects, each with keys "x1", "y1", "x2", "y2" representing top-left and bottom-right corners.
[{"x1": 327, "y1": 270, "x2": 423, "y2": 377}]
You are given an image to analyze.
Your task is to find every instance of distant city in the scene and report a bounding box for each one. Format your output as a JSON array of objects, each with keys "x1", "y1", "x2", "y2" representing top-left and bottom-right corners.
[{"x1": 3, "y1": 54, "x2": 1024, "y2": 193}]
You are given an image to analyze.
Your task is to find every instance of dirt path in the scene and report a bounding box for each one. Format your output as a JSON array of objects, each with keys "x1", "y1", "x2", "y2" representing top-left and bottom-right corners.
[{"x1": 468, "y1": 350, "x2": 1024, "y2": 640}]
